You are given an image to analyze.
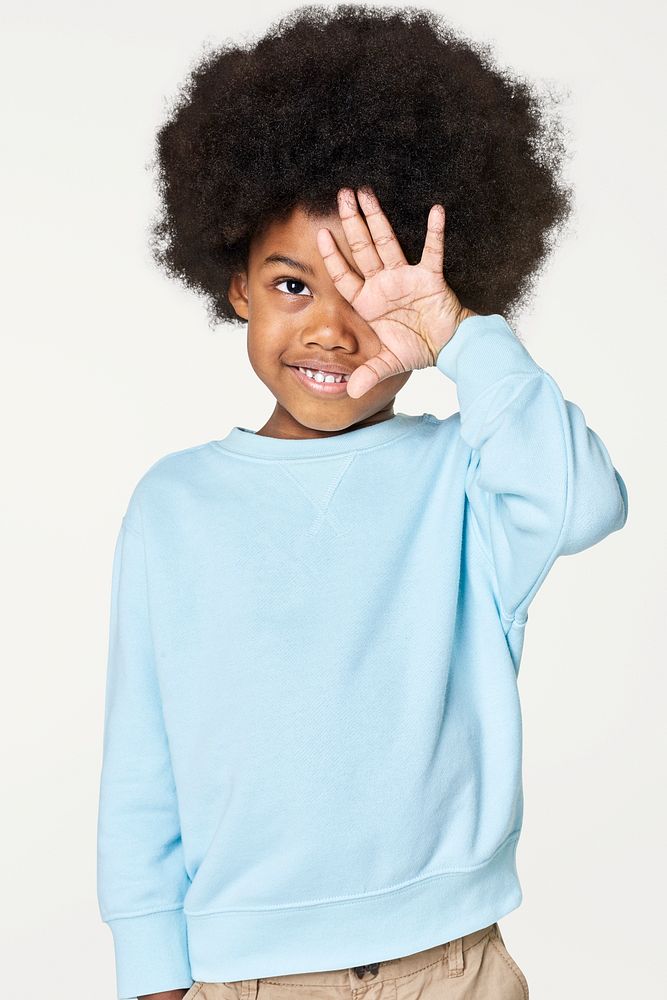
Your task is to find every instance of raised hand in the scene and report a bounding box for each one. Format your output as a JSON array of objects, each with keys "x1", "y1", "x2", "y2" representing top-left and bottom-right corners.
[{"x1": 315, "y1": 187, "x2": 477, "y2": 399}]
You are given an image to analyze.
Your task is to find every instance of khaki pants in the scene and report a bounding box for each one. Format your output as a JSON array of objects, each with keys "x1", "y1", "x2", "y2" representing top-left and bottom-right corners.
[{"x1": 182, "y1": 921, "x2": 529, "y2": 999}]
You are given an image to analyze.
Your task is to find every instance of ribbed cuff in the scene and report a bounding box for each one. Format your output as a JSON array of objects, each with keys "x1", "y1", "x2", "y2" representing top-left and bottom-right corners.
[
  {"x1": 107, "y1": 908, "x2": 192, "y2": 999},
  {"x1": 435, "y1": 313, "x2": 542, "y2": 404}
]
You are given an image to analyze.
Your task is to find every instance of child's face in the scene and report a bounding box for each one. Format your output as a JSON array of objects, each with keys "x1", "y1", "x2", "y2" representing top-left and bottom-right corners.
[{"x1": 227, "y1": 204, "x2": 412, "y2": 438}]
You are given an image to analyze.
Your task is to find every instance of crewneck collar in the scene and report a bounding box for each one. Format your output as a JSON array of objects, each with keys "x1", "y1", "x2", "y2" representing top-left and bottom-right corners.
[{"x1": 213, "y1": 412, "x2": 422, "y2": 460}]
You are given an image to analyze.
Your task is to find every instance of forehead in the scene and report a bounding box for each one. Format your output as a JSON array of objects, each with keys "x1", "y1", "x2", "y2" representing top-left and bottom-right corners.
[{"x1": 249, "y1": 204, "x2": 357, "y2": 272}]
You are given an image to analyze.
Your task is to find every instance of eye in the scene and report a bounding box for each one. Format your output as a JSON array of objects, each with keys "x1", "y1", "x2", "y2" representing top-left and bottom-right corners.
[{"x1": 274, "y1": 277, "x2": 312, "y2": 297}]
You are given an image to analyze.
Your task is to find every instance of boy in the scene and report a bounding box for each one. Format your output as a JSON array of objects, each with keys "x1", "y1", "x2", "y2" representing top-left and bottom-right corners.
[{"x1": 96, "y1": 6, "x2": 628, "y2": 999}]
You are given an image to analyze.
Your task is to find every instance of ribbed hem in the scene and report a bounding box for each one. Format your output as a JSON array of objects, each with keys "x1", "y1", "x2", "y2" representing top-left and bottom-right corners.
[
  {"x1": 107, "y1": 907, "x2": 192, "y2": 999},
  {"x1": 185, "y1": 831, "x2": 522, "y2": 981}
]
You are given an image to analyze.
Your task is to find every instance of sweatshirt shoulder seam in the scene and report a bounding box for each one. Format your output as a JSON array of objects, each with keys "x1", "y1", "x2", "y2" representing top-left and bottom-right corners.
[
  {"x1": 121, "y1": 514, "x2": 142, "y2": 538},
  {"x1": 502, "y1": 372, "x2": 571, "y2": 619}
]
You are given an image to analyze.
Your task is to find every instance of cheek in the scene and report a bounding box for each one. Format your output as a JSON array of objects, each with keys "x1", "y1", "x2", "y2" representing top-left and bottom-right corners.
[
  {"x1": 246, "y1": 318, "x2": 289, "y2": 376},
  {"x1": 247, "y1": 294, "x2": 306, "y2": 357}
]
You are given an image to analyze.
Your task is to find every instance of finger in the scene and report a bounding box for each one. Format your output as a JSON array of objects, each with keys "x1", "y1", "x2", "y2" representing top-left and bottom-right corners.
[
  {"x1": 316, "y1": 226, "x2": 364, "y2": 303},
  {"x1": 346, "y1": 348, "x2": 403, "y2": 399},
  {"x1": 357, "y1": 187, "x2": 408, "y2": 270},
  {"x1": 336, "y1": 188, "x2": 385, "y2": 279},
  {"x1": 419, "y1": 204, "x2": 446, "y2": 274}
]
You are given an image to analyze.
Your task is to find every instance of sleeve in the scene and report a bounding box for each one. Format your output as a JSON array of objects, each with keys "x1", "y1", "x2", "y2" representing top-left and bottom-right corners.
[
  {"x1": 435, "y1": 312, "x2": 629, "y2": 627},
  {"x1": 96, "y1": 499, "x2": 193, "y2": 1000}
]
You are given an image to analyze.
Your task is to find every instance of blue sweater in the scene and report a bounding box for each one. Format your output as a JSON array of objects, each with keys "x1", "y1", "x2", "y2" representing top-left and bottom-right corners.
[{"x1": 96, "y1": 313, "x2": 628, "y2": 999}]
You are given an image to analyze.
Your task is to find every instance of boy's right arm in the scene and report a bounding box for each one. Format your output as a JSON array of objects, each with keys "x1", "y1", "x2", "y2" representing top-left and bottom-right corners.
[
  {"x1": 96, "y1": 498, "x2": 193, "y2": 1000},
  {"x1": 435, "y1": 313, "x2": 629, "y2": 626}
]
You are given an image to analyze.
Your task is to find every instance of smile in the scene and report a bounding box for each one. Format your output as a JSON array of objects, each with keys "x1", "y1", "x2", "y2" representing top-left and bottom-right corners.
[{"x1": 286, "y1": 365, "x2": 351, "y2": 396}]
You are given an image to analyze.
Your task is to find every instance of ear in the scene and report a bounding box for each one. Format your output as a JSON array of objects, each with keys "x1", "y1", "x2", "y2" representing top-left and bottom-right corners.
[{"x1": 227, "y1": 271, "x2": 249, "y2": 320}]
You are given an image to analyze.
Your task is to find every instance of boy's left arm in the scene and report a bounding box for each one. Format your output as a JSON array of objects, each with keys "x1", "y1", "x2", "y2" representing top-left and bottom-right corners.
[{"x1": 435, "y1": 312, "x2": 629, "y2": 627}]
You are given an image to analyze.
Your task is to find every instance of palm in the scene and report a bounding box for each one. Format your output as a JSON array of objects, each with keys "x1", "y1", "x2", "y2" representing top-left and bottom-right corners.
[
  {"x1": 316, "y1": 188, "x2": 468, "y2": 398},
  {"x1": 345, "y1": 262, "x2": 450, "y2": 367}
]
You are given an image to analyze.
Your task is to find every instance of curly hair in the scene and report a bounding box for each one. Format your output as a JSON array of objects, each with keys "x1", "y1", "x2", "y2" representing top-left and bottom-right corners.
[{"x1": 147, "y1": 3, "x2": 574, "y2": 330}]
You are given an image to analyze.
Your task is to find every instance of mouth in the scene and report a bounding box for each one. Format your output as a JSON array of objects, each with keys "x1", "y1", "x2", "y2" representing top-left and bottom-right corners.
[{"x1": 285, "y1": 364, "x2": 351, "y2": 396}]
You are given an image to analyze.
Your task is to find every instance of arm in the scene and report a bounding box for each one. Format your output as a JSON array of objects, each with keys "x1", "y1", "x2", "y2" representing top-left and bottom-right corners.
[
  {"x1": 312, "y1": 188, "x2": 628, "y2": 625},
  {"x1": 435, "y1": 312, "x2": 629, "y2": 626},
  {"x1": 97, "y1": 499, "x2": 193, "y2": 1000}
]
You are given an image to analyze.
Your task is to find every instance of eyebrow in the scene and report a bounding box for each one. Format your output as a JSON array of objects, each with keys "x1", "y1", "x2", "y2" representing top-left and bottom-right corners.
[{"x1": 262, "y1": 253, "x2": 316, "y2": 277}]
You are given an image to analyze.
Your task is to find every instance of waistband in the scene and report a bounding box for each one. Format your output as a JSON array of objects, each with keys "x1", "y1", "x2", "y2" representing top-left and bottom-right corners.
[{"x1": 256, "y1": 922, "x2": 497, "y2": 987}]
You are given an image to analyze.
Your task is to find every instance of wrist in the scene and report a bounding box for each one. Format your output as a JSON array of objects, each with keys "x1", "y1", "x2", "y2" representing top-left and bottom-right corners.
[{"x1": 431, "y1": 306, "x2": 479, "y2": 359}]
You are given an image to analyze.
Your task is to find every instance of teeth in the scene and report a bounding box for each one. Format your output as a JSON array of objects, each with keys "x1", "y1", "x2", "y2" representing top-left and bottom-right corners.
[{"x1": 298, "y1": 367, "x2": 350, "y2": 383}]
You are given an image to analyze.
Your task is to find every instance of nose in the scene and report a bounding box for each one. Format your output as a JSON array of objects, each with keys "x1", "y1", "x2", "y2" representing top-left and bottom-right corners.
[{"x1": 303, "y1": 301, "x2": 372, "y2": 352}]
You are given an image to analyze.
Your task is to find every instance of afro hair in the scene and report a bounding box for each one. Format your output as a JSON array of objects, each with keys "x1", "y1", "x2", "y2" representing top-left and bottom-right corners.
[{"x1": 147, "y1": 3, "x2": 575, "y2": 330}]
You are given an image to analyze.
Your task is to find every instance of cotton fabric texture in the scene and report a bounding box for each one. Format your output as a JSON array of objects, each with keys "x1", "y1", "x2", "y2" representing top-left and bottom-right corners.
[{"x1": 96, "y1": 313, "x2": 628, "y2": 999}]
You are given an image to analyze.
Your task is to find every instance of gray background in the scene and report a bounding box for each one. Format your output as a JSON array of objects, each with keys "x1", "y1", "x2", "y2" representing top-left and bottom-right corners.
[{"x1": 1, "y1": 0, "x2": 664, "y2": 996}]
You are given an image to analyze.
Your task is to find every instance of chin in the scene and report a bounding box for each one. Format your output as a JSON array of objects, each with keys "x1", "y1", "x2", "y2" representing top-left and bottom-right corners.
[{"x1": 291, "y1": 407, "x2": 361, "y2": 433}]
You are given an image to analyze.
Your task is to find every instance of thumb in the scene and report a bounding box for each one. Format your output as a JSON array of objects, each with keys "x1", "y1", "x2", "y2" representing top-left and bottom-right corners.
[{"x1": 346, "y1": 349, "x2": 405, "y2": 399}]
